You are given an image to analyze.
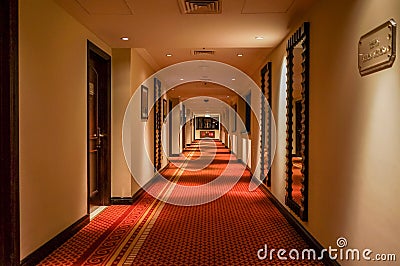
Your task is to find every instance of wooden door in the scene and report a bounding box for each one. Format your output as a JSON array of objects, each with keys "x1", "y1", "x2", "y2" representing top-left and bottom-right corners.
[
  {"x1": 87, "y1": 42, "x2": 111, "y2": 211},
  {"x1": 0, "y1": 0, "x2": 19, "y2": 264}
]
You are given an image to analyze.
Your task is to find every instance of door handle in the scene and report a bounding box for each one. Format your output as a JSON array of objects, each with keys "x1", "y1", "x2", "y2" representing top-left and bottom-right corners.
[{"x1": 96, "y1": 127, "x2": 106, "y2": 149}]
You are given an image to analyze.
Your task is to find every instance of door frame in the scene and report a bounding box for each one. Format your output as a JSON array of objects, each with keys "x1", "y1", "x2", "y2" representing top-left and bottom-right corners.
[
  {"x1": 87, "y1": 41, "x2": 111, "y2": 212},
  {"x1": 0, "y1": 0, "x2": 19, "y2": 264}
]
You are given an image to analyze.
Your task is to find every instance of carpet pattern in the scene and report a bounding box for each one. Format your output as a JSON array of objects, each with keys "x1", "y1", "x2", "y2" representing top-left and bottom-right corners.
[{"x1": 39, "y1": 140, "x2": 325, "y2": 265}]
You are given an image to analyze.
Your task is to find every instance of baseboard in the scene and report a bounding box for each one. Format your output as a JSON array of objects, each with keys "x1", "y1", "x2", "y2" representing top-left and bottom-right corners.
[
  {"x1": 20, "y1": 215, "x2": 89, "y2": 266},
  {"x1": 111, "y1": 165, "x2": 170, "y2": 206},
  {"x1": 110, "y1": 197, "x2": 133, "y2": 205},
  {"x1": 257, "y1": 183, "x2": 340, "y2": 266}
]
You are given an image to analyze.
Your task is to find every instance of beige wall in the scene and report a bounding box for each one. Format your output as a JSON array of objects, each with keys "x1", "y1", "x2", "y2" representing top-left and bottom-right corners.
[
  {"x1": 19, "y1": 0, "x2": 111, "y2": 259},
  {"x1": 111, "y1": 49, "x2": 132, "y2": 197},
  {"x1": 235, "y1": 97, "x2": 247, "y2": 162},
  {"x1": 112, "y1": 47, "x2": 161, "y2": 197},
  {"x1": 250, "y1": 111, "x2": 259, "y2": 174},
  {"x1": 184, "y1": 111, "x2": 193, "y2": 146},
  {"x1": 111, "y1": 48, "x2": 157, "y2": 197},
  {"x1": 129, "y1": 49, "x2": 158, "y2": 194},
  {"x1": 255, "y1": 0, "x2": 400, "y2": 263}
]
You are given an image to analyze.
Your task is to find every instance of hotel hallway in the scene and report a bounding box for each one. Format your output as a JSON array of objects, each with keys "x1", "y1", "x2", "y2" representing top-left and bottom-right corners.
[{"x1": 38, "y1": 140, "x2": 325, "y2": 265}]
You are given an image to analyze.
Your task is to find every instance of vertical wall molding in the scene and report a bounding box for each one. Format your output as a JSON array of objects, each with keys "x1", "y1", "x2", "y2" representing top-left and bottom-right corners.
[
  {"x1": 285, "y1": 22, "x2": 310, "y2": 221},
  {"x1": 154, "y1": 78, "x2": 162, "y2": 171},
  {"x1": 260, "y1": 62, "x2": 272, "y2": 186}
]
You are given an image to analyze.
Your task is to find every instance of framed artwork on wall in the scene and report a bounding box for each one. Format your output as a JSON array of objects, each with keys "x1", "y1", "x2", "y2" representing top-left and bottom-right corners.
[{"x1": 141, "y1": 85, "x2": 148, "y2": 120}]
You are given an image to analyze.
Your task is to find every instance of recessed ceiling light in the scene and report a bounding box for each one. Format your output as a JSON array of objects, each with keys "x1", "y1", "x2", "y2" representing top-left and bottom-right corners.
[
  {"x1": 166, "y1": 54, "x2": 173, "y2": 57},
  {"x1": 180, "y1": 78, "x2": 184, "y2": 81},
  {"x1": 121, "y1": 37, "x2": 129, "y2": 41},
  {"x1": 237, "y1": 54, "x2": 243, "y2": 57},
  {"x1": 227, "y1": 96, "x2": 230, "y2": 98},
  {"x1": 232, "y1": 78, "x2": 236, "y2": 81},
  {"x1": 255, "y1": 36, "x2": 264, "y2": 40}
]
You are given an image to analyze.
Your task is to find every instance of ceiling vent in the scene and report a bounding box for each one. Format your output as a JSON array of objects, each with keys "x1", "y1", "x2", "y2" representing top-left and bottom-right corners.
[
  {"x1": 192, "y1": 49, "x2": 216, "y2": 56},
  {"x1": 178, "y1": 0, "x2": 222, "y2": 14}
]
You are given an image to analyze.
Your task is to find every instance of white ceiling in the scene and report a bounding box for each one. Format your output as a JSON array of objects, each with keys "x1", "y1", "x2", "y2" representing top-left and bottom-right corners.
[
  {"x1": 55, "y1": 0, "x2": 317, "y2": 77},
  {"x1": 54, "y1": 0, "x2": 316, "y2": 115}
]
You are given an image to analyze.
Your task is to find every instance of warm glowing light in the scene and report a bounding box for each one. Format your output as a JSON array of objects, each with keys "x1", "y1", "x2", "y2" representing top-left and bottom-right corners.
[
  {"x1": 121, "y1": 37, "x2": 129, "y2": 41},
  {"x1": 237, "y1": 54, "x2": 243, "y2": 57},
  {"x1": 232, "y1": 78, "x2": 236, "y2": 81},
  {"x1": 166, "y1": 54, "x2": 173, "y2": 57},
  {"x1": 255, "y1": 36, "x2": 264, "y2": 40}
]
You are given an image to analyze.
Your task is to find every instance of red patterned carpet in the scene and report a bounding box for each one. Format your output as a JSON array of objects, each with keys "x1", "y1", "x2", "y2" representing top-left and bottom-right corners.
[{"x1": 39, "y1": 140, "x2": 325, "y2": 265}]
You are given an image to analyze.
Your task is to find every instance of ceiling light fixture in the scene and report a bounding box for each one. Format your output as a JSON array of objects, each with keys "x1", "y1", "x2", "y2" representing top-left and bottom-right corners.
[
  {"x1": 232, "y1": 78, "x2": 236, "y2": 81},
  {"x1": 121, "y1": 37, "x2": 129, "y2": 41},
  {"x1": 166, "y1": 54, "x2": 173, "y2": 57},
  {"x1": 180, "y1": 78, "x2": 184, "y2": 81},
  {"x1": 255, "y1": 36, "x2": 264, "y2": 40},
  {"x1": 237, "y1": 54, "x2": 243, "y2": 57}
]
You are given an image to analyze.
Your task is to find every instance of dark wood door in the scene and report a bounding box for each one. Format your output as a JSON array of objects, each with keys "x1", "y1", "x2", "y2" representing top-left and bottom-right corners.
[
  {"x1": 87, "y1": 42, "x2": 111, "y2": 211},
  {"x1": 0, "y1": 0, "x2": 19, "y2": 264}
]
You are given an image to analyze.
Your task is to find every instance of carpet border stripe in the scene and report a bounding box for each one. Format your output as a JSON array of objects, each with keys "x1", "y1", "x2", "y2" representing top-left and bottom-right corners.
[{"x1": 113, "y1": 149, "x2": 197, "y2": 264}]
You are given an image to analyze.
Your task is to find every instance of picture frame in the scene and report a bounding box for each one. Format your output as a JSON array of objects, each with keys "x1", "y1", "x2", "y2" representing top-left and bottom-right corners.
[
  {"x1": 141, "y1": 85, "x2": 148, "y2": 120},
  {"x1": 285, "y1": 22, "x2": 310, "y2": 221},
  {"x1": 163, "y1": 99, "x2": 167, "y2": 122}
]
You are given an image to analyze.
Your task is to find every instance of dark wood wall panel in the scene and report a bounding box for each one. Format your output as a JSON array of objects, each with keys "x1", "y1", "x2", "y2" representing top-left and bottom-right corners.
[{"x1": 0, "y1": 0, "x2": 20, "y2": 264}]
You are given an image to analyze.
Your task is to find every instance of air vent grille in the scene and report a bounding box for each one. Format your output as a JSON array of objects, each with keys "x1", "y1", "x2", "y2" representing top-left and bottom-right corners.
[
  {"x1": 192, "y1": 49, "x2": 216, "y2": 56},
  {"x1": 179, "y1": 0, "x2": 222, "y2": 14}
]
